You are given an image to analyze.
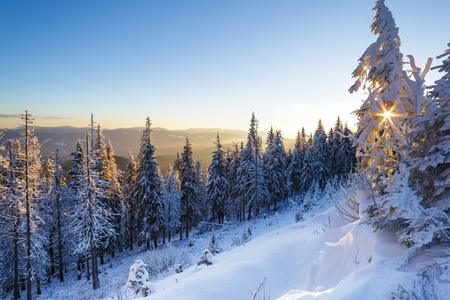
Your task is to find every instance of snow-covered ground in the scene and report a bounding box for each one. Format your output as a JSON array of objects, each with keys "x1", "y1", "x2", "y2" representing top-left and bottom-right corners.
[{"x1": 34, "y1": 192, "x2": 449, "y2": 300}]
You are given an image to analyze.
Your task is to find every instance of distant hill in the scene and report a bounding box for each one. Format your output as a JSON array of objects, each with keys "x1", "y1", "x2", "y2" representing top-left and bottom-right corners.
[{"x1": 1, "y1": 126, "x2": 295, "y2": 174}]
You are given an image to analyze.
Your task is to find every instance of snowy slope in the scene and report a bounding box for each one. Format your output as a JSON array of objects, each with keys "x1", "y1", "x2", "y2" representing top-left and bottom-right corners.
[
  {"x1": 34, "y1": 195, "x2": 450, "y2": 300},
  {"x1": 143, "y1": 210, "x2": 347, "y2": 300}
]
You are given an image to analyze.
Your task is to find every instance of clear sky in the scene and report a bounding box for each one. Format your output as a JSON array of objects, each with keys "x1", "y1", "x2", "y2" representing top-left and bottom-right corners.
[{"x1": 0, "y1": 0, "x2": 448, "y2": 137}]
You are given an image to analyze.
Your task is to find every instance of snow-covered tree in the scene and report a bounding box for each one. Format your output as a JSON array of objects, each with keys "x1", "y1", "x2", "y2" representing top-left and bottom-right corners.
[
  {"x1": 299, "y1": 134, "x2": 314, "y2": 195},
  {"x1": 227, "y1": 143, "x2": 242, "y2": 221},
  {"x1": 123, "y1": 155, "x2": 138, "y2": 250},
  {"x1": 179, "y1": 138, "x2": 198, "y2": 238},
  {"x1": 70, "y1": 133, "x2": 116, "y2": 290},
  {"x1": 127, "y1": 259, "x2": 155, "y2": 296},
  {"x1": 20, "y1": 111, "x2": 47, "y2": 298},
  {"x1": 336, "y1": 124, "x2": 356, "y2": 179},
  {"x1": 162, "y1": 165, "x2": 182, "y2": 243},
  {"x1": 195, "y1": 160, "x2": 208, "y2": 223},
  {"x1": 0, "y1": 139, "x2": 25, "y2": 299},
  {"x1": 311, "y1": 120, "x2": 331, "y2": 189},
  {"x1": 265, "y1": 130, "x2": 288, "y2": 212},
  {"x1": 44, "y1": 149, "x2": 70, "y2": 283},
  {"x1": 349, "y1": 0, "x2": 432, "y2": 185},
  {"x1": 237, "y1": 113, "x2": 265, "y2": 220},
  {"x1": 207, "y1": 133, "x2": 227, "y2": 224},
  {"x1": 135, "y1": 117, "x2": 164, "y2": 249},
  {"x1": 407, "y1": 43, "x2": 450, "y2": 210},
  {"x1": 288, "y1": 128, "x2": 306, "y2": 196}
]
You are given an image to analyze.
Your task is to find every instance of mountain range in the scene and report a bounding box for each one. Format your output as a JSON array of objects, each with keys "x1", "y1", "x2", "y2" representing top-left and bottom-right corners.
[{"x1": 2, "y1": 126, "x2": 295, "y2": 173}]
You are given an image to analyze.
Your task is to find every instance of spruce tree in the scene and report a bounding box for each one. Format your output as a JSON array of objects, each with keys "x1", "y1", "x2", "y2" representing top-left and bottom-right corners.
[
  {"x1": 238, "y1": 113, "x2": 265, "y2": 220},
  {"x1": 207, "y1": 133, "x2": 227, "y2": 224},
  {"x1": 407, "y1": 43, "x2": 450, "y2": 210},
  {"x1": 0, "y1": 139, "x2": 24, "y2": 299},
  {"x1": 312, "y1": 120, "x2": 331, "y2": 189},
  {"x1": 288, "y1": 128, "x2": 306, "y2": 196},
  {"x1": 46, "y1": 149, "x2": 70, "y2": 283},
  {"x1": 162, "y1": 165, "x2": 182, "y2": 243},
  {"x1": 135, "y1": 117, "x2": 164, "y2": 249},
  {"x1": 123, "y1": 155, "x2": 138, "y2": 250},
  {"x1": 179, "y1": 138, "x2": 197, "y2": 238},
  {"x1": 265, "y1": 130, "x2": 287, "y2": 212},
  {"x1": 227, "y1": 143, "x2": 242, "y2": 221},
  {"x1": 70, "y1": 133, "x2": 115, "y2": 290},
  {"x1": 349, "y1": 0, "x2": 432, "y2": 184}
]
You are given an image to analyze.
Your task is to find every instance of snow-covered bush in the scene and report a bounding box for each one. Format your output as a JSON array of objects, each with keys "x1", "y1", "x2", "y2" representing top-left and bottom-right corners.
[
  {"x1": 126, "y1": 259, "x2": 155, "y2": 296},
  {"x1": 145, "y1": 245, "x2": 190, "y2": 278},
  {"x1": 197, "y1": 249, "x2": 213, "y2": 266},
  {"x1": 329, "y1": 172, "x2": 360, "y2": 223},
  {"x1": 208, "y1": 231, "x2": 221, "y2": 254},
  {"x1": 294, "y1": 211, "x2": 303, "y2": 223}
]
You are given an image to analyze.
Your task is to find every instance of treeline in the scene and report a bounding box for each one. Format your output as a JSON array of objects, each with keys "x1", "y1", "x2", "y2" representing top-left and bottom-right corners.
[{"x1": 0, "y1": 112, "x2": 356, "y2": 299}]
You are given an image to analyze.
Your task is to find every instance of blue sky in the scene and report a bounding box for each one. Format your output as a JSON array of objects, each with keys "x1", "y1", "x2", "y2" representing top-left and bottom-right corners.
[{"x1": 0, "y1": 0, "x2": 448, "y2": 137}]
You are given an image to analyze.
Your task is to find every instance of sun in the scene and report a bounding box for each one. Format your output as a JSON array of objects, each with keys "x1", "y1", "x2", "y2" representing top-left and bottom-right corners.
[
  {"x1": 376, "y1": 106, "x2": 398, "y2": 122},
  {"x1": 382, "y1": 109, "x2": 394, "y2": 120}
]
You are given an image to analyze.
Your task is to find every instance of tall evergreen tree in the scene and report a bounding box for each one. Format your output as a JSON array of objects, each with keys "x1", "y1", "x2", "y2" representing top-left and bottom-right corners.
[
  {"x1": 179, "y1": 138, "x2": 197, "y2": 238},
  {"x1": 265, "y1": 130, "x2": 287, "y2": 212},
  {"x1": 162, "y1": 165, "x2": 182, "y2": 243},
  {"x1": 227, "y1": 143, "x2": 242, "y2": 221},
  {"x1": 349, "y1": 0, "x2": 431, "y2": 184},
  {"x1": 21, "y1": 111, "x2": 46, "y2": 299},
  {"x1": 0, "y1": 139, "x2": 24, "y2": 299},
  {"x1": 407, "y1": 43, "x2": 450, "y2": 210},
  {"x1": 135, "y1": 117, "x2": 164, "y2": 249},
  {"x1": 312, "y1": 119, "x2": 331, "y2": 189},
  {"x1": 45, "y1": 149, "x2": 70, "y2": 283},
  {"x1": 70, "y1": 133, "x2": 115, "y2": 290},
  {"x1": 299, "y1": 134, "x2": 314, "y2": 194},
  {"x1": 207, "y1": 133, "x2": 227, "y2": 224},
  {"x1": 194, "y1": 161, "x2": 208, "y2": 224},
  {"x1": 336, "y1": 124, "x2": 357, "y2": 179},
  {"x1": 237, "y1": 113, "x2": 265, "y2": 220},
  {"x1": 288, "y1": 128, "x2": 306, "y2": 196},
  {"x1": 123, "y1": 155, "x2": 138, "y2": 250}
]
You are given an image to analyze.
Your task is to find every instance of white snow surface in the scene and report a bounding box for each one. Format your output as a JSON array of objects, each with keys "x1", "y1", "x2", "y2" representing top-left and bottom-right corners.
[{"x1": 34, "y1": 194, "x2": 450, "y2": 300}]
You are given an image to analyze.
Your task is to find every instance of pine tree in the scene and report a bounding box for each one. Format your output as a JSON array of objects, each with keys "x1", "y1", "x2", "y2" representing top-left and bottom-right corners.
[
  {"x1": 195, "y1": 160, "x2": 208, "y2": 223},
  {"x1": 123, "y1": 155, "x2": 138, "y2": 250},
  {"x1": 349, "y1": 0, "x2": 432, "y2": 184},
  {"x1": 70, "y1": 133, "x2": 115, "y2": 290},
  {"x1": 162, "y1": 165, "x2": 182, "y2": 243},
  {"x1": 135, "y1": 117, "x2": 164, "y2": 249},
  {"x1": 207, "y1": 133, "x2": 227, "y2": 224},
  {"x1": 179, "y1": 138, "x2": 197, "y2": 238},
  {"x1": 329, "y1": 117, "x2": 344, "y2": 178},
  {"x1": 407, "y1": 43, "x2": 450, "y2": 210},
  {"x1": 336, "y1": 124, "x2": 357, "y2": 179},
  {"x1": 238, "y1": 113, "x2": 265, "y2": 220},
  {"x1": 312, "y1": 120, "x2": 331, "y2": 189},
  {"x1": 299, "y1": 134, "x2": 314, "y2": 195},
  {"x1": 288, "y1": 128, "x2": 306, "y2": 196},
  {"x1": 0, "y1": 139, "x2": 25, "y2": 300},
  {"x1": 21, "y1": 111, "x2": 46, "y2": 299},
  {"x1": 265, "y1": 130, "x2": 287, "y2": 212},
  {"x1": 227, "y1": 143, "x2": 242, "y2": 221},
  {"x1": 45, "y1": 149, "x2": 70, "y2": 283}
]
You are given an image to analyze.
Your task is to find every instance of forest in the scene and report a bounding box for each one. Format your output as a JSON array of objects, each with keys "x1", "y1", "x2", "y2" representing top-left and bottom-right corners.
[{"x1": 0, "y1": 108, "x2": 357, "y2": 298}]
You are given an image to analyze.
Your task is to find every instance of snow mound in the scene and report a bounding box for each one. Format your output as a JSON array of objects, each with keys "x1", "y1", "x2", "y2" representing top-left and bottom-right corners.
[{"x1": 305, "y1": 224, "x2": 375, "y2": 292}]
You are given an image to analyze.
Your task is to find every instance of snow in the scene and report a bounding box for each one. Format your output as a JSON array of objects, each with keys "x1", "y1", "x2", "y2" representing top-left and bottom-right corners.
[{"x1": 33, "y1": 192, "x2": 450, "y2": 300}]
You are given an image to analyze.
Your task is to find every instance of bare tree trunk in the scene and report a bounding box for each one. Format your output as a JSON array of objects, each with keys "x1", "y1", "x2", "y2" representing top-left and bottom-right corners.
[
  {"x1": 91, "y1": 244, "x2": 99, "y2": 289},
  {"x1": 13, "y1": 217, "x2": 19, "y2": 300},
  {"x1": 24, "y1": 111, "x2": 32, "y2": 300},
  {"x1": 36, "y1": 277, "x2": 41, "y2": 295},
  {"x1": 86, "y1": 255, "x2": 90, "y2": 281}
]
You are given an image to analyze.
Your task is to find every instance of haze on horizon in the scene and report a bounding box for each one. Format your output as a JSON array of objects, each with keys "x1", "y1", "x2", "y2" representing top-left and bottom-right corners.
[{"x1": 1, "y1": 0, "x2": 448, "y2": 138}]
